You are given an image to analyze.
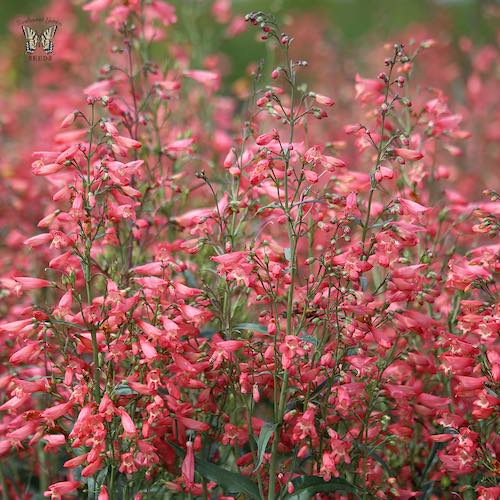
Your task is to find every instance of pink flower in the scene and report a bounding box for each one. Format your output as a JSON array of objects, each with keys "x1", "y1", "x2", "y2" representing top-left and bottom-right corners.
[
  {"x1": 82, "y1": 457, "x2": 104, "y2": 477},
  {"x1": 212, "y1": 0, "x2": 231, "y2": 23},
  {"x1": 398, "y1": 198, "x2": 432, "y2": 217},
  {"x1": 183, "y1": 70, "x2": 220, "y2": 92},
  {"x1": 314, "y1": 93, "x2": 335, "y2": 107},
  {"x1": 64, "y1": 453, "x2": 89, "y2": 468},
  {"x1": 137, "y1": 320, "x2": 164, "y2": 339},
  {"x1": 150, "y1": 0, "x2": 177, "y2": 26},
  {"x1": 56, "y1": 144, "x2": 80, "y2": 163},
  {"x1": 344, "y1": 123, "x2": 363, "y2": 134},
  {"x1": 279, "y1": 336, "x2": 305, "y2": 370},
  {"x1": 0, "y1": 318, "x2": 33, "y2": 334},
  {"x1": 119, "y1": 452, "x2": 137, "y2": 474},
  {"x1": 98, "y1": 485, "x2": 109, "y2": 500},
  {"x1": 84, "y1": 79, "x2": 112, "y2": 98},
  {"x1": 9, "y1": 342, "x2": 40, "y2": 364},
  {"x1": 7, "y1": 421, "x2": 38, "y2": 441},
  {"x1": 177, "y1": 416, "x2": 210, "y2": 432},
  {"x1": 255, "y1": 131, "x2": 278, "y2": 146},
  {"x1": 115, "y1": 135, "x2": 142, "y2": 150},
  {"x1": 477, "y1": 486, "x2": 500, "y2": 500},
  {"x1": 118, "y1": 408, "x2": 137, "y2": 437},
  {"x1": 60, "y1": 111, "x2": 78, "y2": 129},
  {"x1": 322, "y1": 155, "x2": 346, "y2": 171},
  {"x1": 44, "y1": 481, "x2": 80, "y2": 499},
  {"x1": 393, "y1": 148, "x2": 424, "y2": 161},
  {"x1": 446, "y1": 258, "x2": 491, "y2": 291},
  {"x1": 416, "y1": 393, "x2": 451, "y2": 410},
  {"x1": 0, "y1": 395, "x2": 29, "y2": 412},
  {"x1": 354, "y1": 74, "x2": 384, "y2": 102},
  {"x1": 304, "y1": 145, "x2": 322, "y2": 165},
  {"x1": 345, "y1": 192, "x2": 360, "y2": 217},
  {"x1": 165, "y1": 138, "x2": 194, "y2": 153},
  {"x1": 430, "y1": 434, "x2": 456, "y2": 443},
  {"x1": 156, "y1": 79, "x2": 181, "y2": 92},
  {"x1": 182, "y1": 441, "x2": 195, "y2": 486},
  {"x1": 139, "y1": 336, "x2": 158, "y2": 360},
  {"x1": 24, "y1": 233, "x2": 52, "y2": 247},
  {"x1": 42, "y1": 434, "x2": 66, "y2": 451},
  {"x1": 292, "y1": 407, "x2": 319, "y2": 443},
  {"x1": 32, "y1": 161, "x2": 66, "y2": 176},
  {"x1": 304, "y1": 170, "x2": 318, "y2": 183},
  {"x1": 42, "y1": 401, "x2": 74, "y2": 422},
  {"x1": 82, "y1": 0, "x2": 112, "y2": 20},
  {"x1": 375, "y1": 166, "x2": 394, "y2": 181},
  {"x1": 216, "y1": 340, "x2": 245, "y2": 353},
  {"x1": 13, "y1": 276, "x2": 51, "y2": 291}
]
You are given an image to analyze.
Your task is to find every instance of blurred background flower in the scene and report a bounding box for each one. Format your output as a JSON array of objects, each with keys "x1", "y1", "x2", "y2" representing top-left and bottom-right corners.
[{"x1": 1, "y1": 0, "x2": 498, "y2": 89}]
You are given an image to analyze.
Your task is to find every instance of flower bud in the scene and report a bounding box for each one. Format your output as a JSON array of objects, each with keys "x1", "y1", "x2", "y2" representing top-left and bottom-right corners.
[{"x1": 60, "y1": 111, "x2": 77, "y2": 129}]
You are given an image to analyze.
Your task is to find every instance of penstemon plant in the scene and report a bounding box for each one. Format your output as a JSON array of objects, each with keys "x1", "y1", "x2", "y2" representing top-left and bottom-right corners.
[{"x1": 0, "y1": 2, "x2": 498, "y2": 500}]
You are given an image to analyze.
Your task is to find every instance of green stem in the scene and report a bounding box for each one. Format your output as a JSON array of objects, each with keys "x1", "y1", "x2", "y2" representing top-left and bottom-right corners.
[
  {"x1": 0, "y1": 464, "x2": 9, "y2": 500},
  {"x1": 83, "y1": 103, "x2": 101, "y2": 402},
  {"x1": 361, "y1": 53, "x2": 397, "y2": 257},
  {"x1": 37, "y1": 443, "x2": 49, "y2": 493},
  {"x1": 268, "y1": 45, "x2": 297, "y2": 500}
]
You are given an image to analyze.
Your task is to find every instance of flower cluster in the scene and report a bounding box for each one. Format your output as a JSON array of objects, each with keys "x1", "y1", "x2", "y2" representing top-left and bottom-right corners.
[{"x1": 0, "y1": 1, "x2": 498, "y2": 499}]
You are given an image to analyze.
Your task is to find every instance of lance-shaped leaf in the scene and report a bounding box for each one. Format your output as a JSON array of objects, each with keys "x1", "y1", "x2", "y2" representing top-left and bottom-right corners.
[
  {"x1": 168, "y1": 440, "x2": 260, "y2": 499},
  {"x1": 234, "y1": 323, "x2": 268, "y2": 334},
  {"x1": 195, "y1": 459, "x2": 261, "y2": 499},
  {"x1": 284, "y1": 475, "x2": 359, "y2": 500},
  {"x1": 254, "y1": 422, "x2": 277, "y2": 471}
]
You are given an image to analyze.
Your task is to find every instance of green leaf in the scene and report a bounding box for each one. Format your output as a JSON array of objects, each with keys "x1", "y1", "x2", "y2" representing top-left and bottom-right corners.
[
  {"x1": 369, "y1": 451, "x2": 393, "y2": 478},
  {"x1": 285, "y1": 377, "x2": 338, "y2": 412},
  {"x1": 284, "y1": 247, "x2": 292, "y2": 264},
  {"x1": 195, "y1": 458, "x2": 260, "y2": 499},
  {"x1": 254, "y1": 422, "x2": 276, "y2": 471},
  {"x1": 356, "y1": 443, "x2": 394, "y2": 477},
  {"x1": 234, "y1": 323, "x2": 268, "y2": 334},
  {"x1": 421, "y1": 427, "x2": 457, "y2": 481},
  {"x1": 256, "y1": 202, "x2": 280, "y2": 215},
  {"x1": 49, "y1": 319, "x2": 88, "y2": 331},
  {"x1": 419, "y1": 428, "x2": 458, "y2": 499},
  {"x1": 85, "y1": 465, "x2": 109, "y2": 499},
  {"x1": 299, "y1": 333, "x2": 318, "y2": 346},
  {"x1": 360, "y1": 275, "x2": 368, "y2": 291},
  {"x1": 183, "y1": 269, "x2": 198, "y2": 288},
  {"x1": 284, "y1": 476, "x2": 359, "y2": 500},
  {"x1": 200, "y1": 326, "x2": 217, "y2": 338},
  {"x1": 113, "y1": 382, "x2": 137, "y2": 395},
  {"x1": 167, "y1": 440, "x2": 260, "y2": 499},
  {"x1": 291, "y1": 198, "x2": 326, "y2": 208}
]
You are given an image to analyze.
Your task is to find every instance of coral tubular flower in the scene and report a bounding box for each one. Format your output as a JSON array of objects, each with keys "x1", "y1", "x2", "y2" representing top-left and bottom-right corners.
[
  {"x1": 44, "y1": 481, "x2": 80, "y2": 499},
  {"x1": 393, "y1": 148, "x2": 424, "y2": 161},
  {"x1": 313, "y1": 93, "x2": 335, "y2": 107},
  {"x1": 181, "y1": 441, "x2": 195, "y2": 486},
  {"x1": 115, "y1": 135, "x2": 142, "y2": 149},
  {"x1": 118, "y1": 408, "x2": 137, "y2": 437}
]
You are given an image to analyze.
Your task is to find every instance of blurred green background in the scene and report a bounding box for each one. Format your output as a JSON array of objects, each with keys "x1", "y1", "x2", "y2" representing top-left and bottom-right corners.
[
  {"x1": 2, "y1": 0, "x2": 497, "y2": 42},
  {"x1": 2, "y1": 0, "x2": 497, "y2": 89}
]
